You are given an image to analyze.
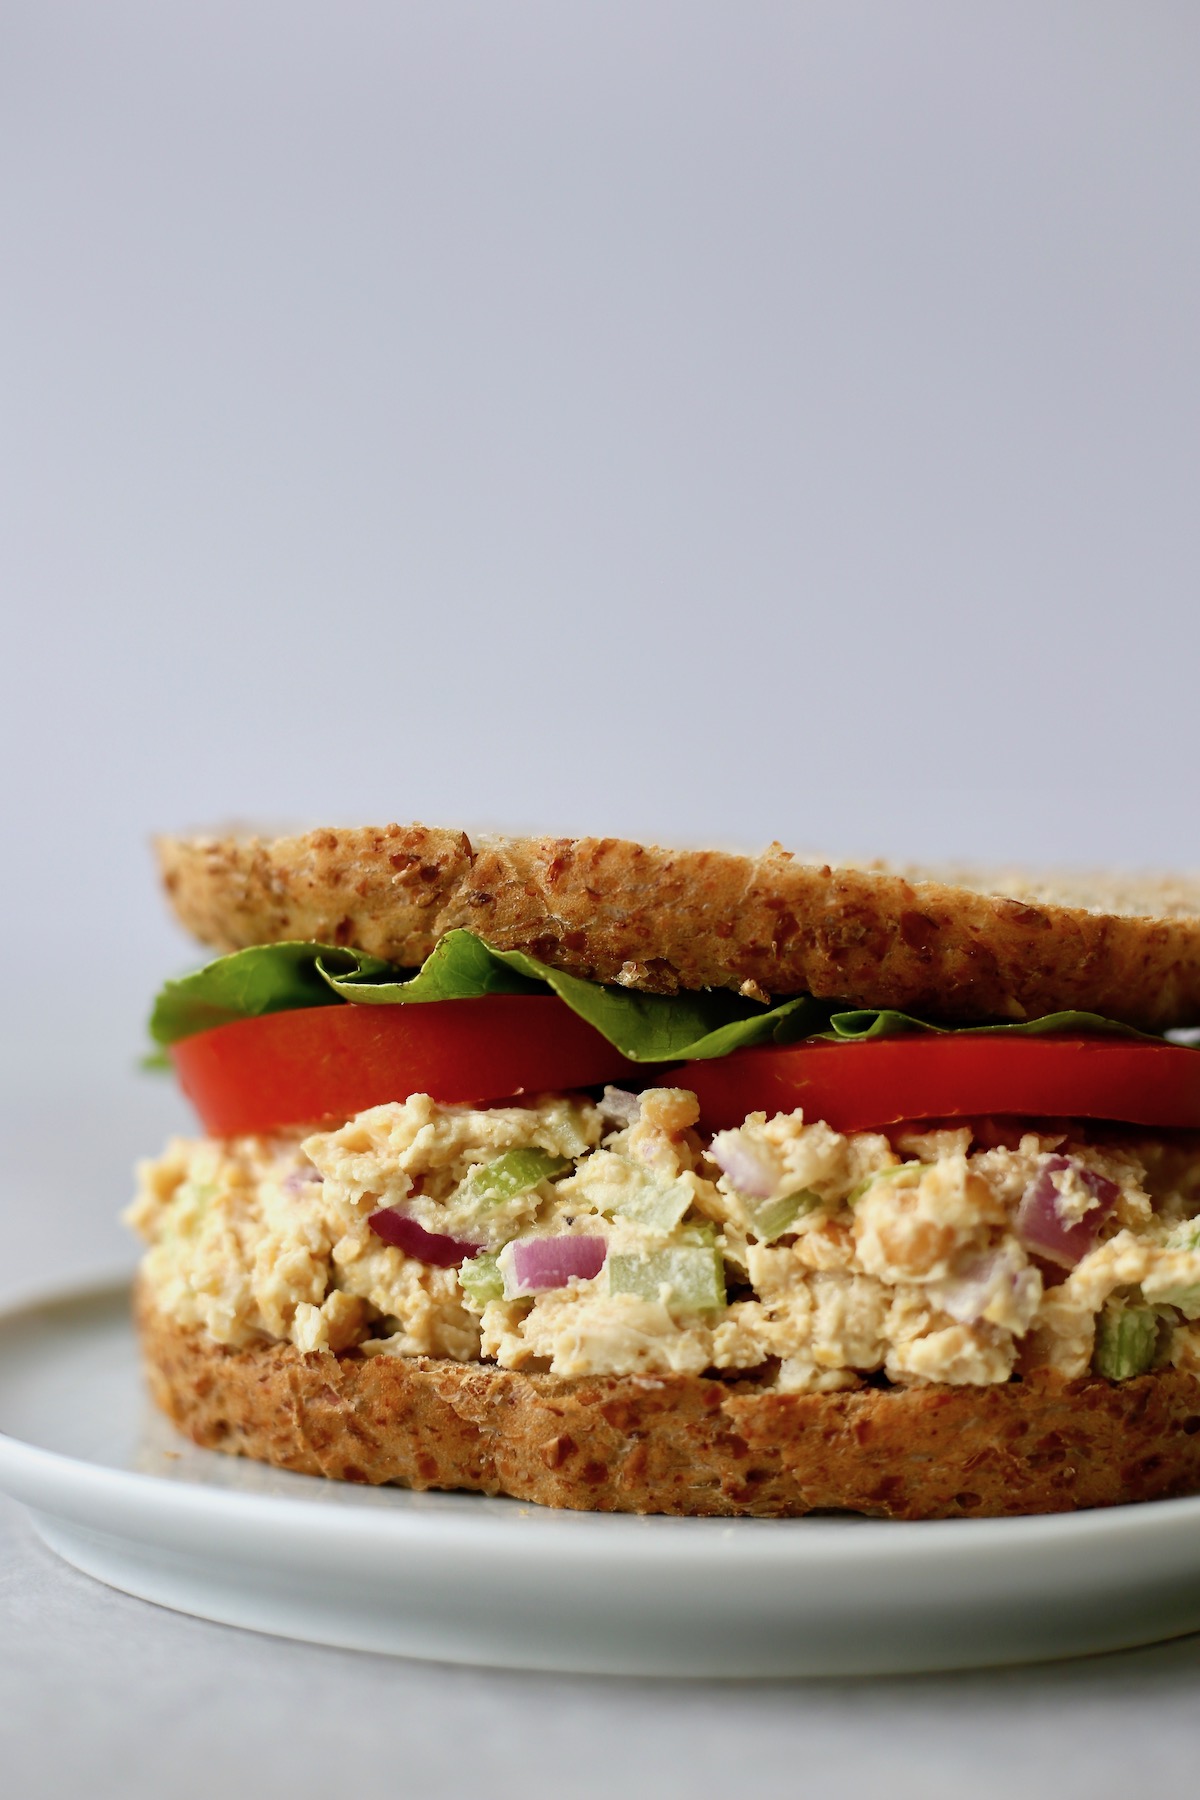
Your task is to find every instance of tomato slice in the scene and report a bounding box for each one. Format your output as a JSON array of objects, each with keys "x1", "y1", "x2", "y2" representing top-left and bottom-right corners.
[
  {"x1": 171, "y1": 997, "x2": 644, "y2": 1136},
  {"x1": 677, "y1": 1036, "x2": 1200, "y2": 1135}
]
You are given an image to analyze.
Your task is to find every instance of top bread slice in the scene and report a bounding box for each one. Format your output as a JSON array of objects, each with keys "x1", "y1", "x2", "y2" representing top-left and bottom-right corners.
[{"x1": 156, "y1": 824, "x2": 1200, "y2": 1031}]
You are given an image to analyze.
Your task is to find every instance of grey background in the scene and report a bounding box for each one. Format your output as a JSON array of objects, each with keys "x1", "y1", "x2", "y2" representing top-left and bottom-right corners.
[{"x1": 2, "y1": 2, "x2": 1199, "y2": 1791}]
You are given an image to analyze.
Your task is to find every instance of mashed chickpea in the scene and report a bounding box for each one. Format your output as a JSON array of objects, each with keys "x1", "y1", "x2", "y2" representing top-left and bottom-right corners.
[{"x1": 127, "y1": 1090, "x2": 1200, "y2": 1391}]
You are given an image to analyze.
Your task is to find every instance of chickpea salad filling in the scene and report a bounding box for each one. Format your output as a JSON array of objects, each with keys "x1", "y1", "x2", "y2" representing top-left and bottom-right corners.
[{"x1": 125, "y1": 1086, "x2": 1200, "y2": 1393}]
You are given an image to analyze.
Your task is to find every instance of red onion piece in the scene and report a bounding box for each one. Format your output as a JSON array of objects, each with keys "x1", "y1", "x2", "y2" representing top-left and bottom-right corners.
[
  {"x1": 368, "y1": 1209, "x2": 481, "y2": 1267},
  {"x1": 708, "y1": 1132, "x2": 779, "y2": 1199},
  {"x1": 929, "y1": 1246, "x2": 1040, "y2": 1328},
  {"x1": 283, "y1": 1165, "x2": 323, "y2": 1194},
  {"x1": 929, "y1": 1250, "x2": 1008, "y2": 1324},
  {"x1": 508, "y1": 1235, "x2": 607, "y2": 1294},
  {"x1": 1014, "y1": 1156, "x2": 1119, "y2": 1269},
  {"x1": 599, "y1": 1087, "x2": 642, "y2": 1129}
]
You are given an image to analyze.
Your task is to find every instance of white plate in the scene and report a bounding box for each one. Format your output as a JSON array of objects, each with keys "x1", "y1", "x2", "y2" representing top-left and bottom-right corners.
[{"x1": 4, "y1": 1279, "x2": 1200, "y2": 1677}]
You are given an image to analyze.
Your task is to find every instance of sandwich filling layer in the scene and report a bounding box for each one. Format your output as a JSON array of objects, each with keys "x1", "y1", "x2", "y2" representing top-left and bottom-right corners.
[{"x1": 127, "y1": 1087, "x2": 1200, "y2": 1392}]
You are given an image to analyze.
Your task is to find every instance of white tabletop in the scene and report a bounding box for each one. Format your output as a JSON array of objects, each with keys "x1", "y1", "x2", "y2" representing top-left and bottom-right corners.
[{"x1": 4, "y1": 1063, "x2": 1200, "y2": 1795}]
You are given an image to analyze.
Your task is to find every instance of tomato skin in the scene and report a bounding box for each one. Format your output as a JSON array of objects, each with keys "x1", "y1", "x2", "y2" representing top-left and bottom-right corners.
[
  {"x1": 171, "y1": 997, "x2": 643, "y2": 1136},
  {"x1": 677, "y1": 1035, "x2": 1200, "y2": 1135},
  {"x1": 171, "y1": 1004, "x2": 1200, "y2": 1141}
]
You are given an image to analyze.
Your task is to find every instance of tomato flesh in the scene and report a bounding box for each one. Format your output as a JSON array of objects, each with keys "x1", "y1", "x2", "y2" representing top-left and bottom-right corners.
[
  {"x1": 171, "y1": 998, "x2": 1200, "y2": 1141},
  {"x1": 677, "y1": 1035, "x2": 1200, "y2": 1135},
  {"x1": 171, "y1": 997, "x2": 643, "y2": 1136}
]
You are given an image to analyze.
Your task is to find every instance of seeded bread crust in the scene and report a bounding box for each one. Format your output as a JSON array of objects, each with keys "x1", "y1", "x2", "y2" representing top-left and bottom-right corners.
[
  {"x1": 156, "y1": 824, "x2": 1200, "y2": 1030},
  {"x1": 137, "y1": 1290, "x2": 1200, "y2": 1519}
]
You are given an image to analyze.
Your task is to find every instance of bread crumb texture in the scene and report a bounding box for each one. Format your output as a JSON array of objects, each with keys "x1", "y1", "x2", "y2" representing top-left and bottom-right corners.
[
  {"x1": 156, "y1": 824, "x2": 1200, "y2": 1031},
  {"x1": 136, "y1": 1289, "x2": 1200, "y2": 1518}
]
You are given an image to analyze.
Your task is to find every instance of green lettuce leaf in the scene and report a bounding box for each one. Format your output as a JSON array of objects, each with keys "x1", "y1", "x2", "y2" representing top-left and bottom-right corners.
[
  {"x1": 818, "y1": 1007, "x2": 1160, "y2": 1043},
  {"x1": 148, "y1": 930, "x2": 1162, "y2": 1065},
  {"x1": 148, "y1": 942, "x2": 395, "y2": 1045},
  {"x1": 321, "y1": 931, "x2": 830, "y2": 1058},
  {"x1": 150, "y1": 931, "x2": 827, "y2": 1061}
]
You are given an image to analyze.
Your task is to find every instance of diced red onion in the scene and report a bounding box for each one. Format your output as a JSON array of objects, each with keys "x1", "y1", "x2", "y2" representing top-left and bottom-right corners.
[
  {"x1": 508, "y1": 1235, "x2": 607, "y2": 1294},
  {"x1": 282, "y1": 1165, "x2": 323, "y2": 1194},
  {"x1": 929, "y1": 1247, "x2": 1040, "y2": 1328},
  {"x1": 929, "y1": 1251, "x2": 1008, "y2": 1324},
  {"x1": 1014, "y1": 1156, "x2": 1119, "y2": 1269},
  {"x1": 708, "y1": 1132, "x2": 778, "y2": 1199},
  {"x1": 599, "y1": 1087, "x2": 642, "y2": 1129},
  {"x1": 368, "y1": 1209, "x2": 481, "y2": 1267}
]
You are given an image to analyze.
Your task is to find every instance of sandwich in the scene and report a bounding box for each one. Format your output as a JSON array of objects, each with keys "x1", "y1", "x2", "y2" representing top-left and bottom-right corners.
[{"x1": 126, "y1": 823, "x2": 1200, "y2": 1518}]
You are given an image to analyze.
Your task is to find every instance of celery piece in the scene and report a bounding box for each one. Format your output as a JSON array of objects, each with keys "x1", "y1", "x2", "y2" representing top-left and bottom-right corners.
[
  {"x1": 458, "y1": 1149, "x2": 572, "y2": 1207},
  {"x1": 678, "y1": 1220, "x2": 718, "y2": 1249},
  {"x1": 847, "y1": 1164, "x2": 917, "y2": 1206},
  {"x1": 459, "y1": 1252, "x2": 504, "y2": 1308},
  {"x1": 1148, "y1": 1282, "x2": 1200, "y2": 1321},
  {"x1": 750, "y1": 1189, "x2": 821, "y2": 1243},
  {"x1": 1146, "y1": 1222, "x2": 1200, "y2": 1318},
  {"x1": 179, "y1": 1180, "x2": 216, "y2": 1208},
  {"x1": 607, "y1": 1245, "x2": 726, "y2": 1314},
  {"x1": 601, "y1": 1177, "x2": 694, "y2": 1233},
  {"x1": 1092, "y1": 1301, "x2": 1159, "y2": 1380}
]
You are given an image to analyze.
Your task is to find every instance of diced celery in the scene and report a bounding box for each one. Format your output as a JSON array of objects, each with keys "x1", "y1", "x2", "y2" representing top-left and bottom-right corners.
[
  {"x1": 1148, "y1": 1283, "x2": 1200, "y2": 1320},
  {"x1": 180, "y1": 1180, "x2": 216, "y2": 1206},
  {"x1": 600, "y1": 1177, "x2": 694, "y2": 1233},
  {"x1": 458, "y1": 1149, "x2": 572, "y2": 1207},
  {"x1": 1092, "y1": 1301, "x2": 1159, "y2": 1380},
  {"x1": 678, "y1": 1221, "x2": 718, "y2": 1249},
  {"x1": 750, "y1": 1189, "x2": 821, "y2": 1243},
  {"x1": 1153, "y1": 1286, "x2": 1200, "y2": 1320},
  {"x1": 1147, "y1": 1221, "x2": 1200, "y2": 1318},
  {"x1": 607, "y1": 1245, "x2": 726, "y2": 1314},
  {"x1": 847, "y1": 1165, "x2": 917, "y2": 1206},
  {"x1": 459, "y1": 1252, "x2": 504, "y2": 1308}
]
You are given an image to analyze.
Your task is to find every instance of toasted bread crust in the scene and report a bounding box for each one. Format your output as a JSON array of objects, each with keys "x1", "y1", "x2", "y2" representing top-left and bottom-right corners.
[
  {"x1": 156, "y1": 824, "x2": 1200, "y2": 1029},
  {"x1": 137, "y1": 1291, "x2": 1200, "y2": 1518}
]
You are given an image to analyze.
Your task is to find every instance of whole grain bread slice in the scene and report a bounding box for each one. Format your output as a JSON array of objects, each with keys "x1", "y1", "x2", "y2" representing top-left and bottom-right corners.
[
  {"x1": 137, "y1": 1289, "x2": 1200, "y2": 1518},
  {"x1": 156, "y1": 824, "x2": 1200, "y2": 1030}
]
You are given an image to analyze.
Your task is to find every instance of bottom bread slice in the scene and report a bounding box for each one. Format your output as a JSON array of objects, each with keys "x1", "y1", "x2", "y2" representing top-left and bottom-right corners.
[{"x1": 137, "y1": 1290, "x2": 1200, "y2": 1519}]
